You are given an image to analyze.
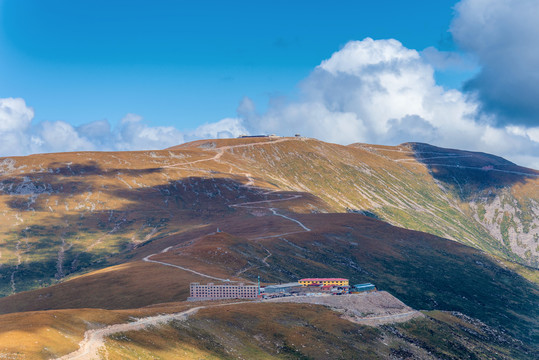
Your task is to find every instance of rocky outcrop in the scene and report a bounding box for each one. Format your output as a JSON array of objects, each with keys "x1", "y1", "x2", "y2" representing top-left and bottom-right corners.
[{"x1": 470, "y1": 190, "x2": 539, "y2": 267}]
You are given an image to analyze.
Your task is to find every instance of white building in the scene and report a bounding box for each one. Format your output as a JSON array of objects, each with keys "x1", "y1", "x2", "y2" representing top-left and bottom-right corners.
[{"x1": 189, "y1": 282, "x2": 258, "y2": 300}]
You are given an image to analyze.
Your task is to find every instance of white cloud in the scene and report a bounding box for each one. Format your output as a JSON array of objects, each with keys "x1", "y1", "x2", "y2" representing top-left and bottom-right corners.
[
  {"x1": 187, "y1": 117, "x2": 247, "y2": 141},
  {"x1": 0, "y1": 98, "x2": 34, "y2": 132},
  {"x1": 0, "y1": 99, "x2": 248, "y2": 157},
  {"x1": 34, "y1": 121, "x2": 96, "y2": 153},
  {"x1": 240, "y1": 38, "x2": 539, "y2": 169},
  {"x1": 451, "y1": 0, "x2": 539, "y2": 126},
  {"x1": 114, "y1": 113, "x2": 185, "y2": 151},
  {"x1": 0, "y1": 98, "x2": 34, "y2": 155}
]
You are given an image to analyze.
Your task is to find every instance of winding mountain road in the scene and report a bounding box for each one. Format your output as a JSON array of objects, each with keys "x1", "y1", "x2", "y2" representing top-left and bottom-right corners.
[
  {"x1": 57, "y1": 307, "x2": 201, "y2": 360},
  {"x1": 58, "y1": 138, "x2": 318, "y2": 359},
  {"x1": 57, "y1": 301, "x2": 256, "y2": 360},
  {"x1": 62, "y1": 199, "x2": 310, "y2": 358},
  {"x1": 143, "y1": 248, "x2": 241, "y2": 283},
  {"x1": 142, "y1": 191, "x2": 312, "y2": 282},
  {"x1": 163, "y1": 137, "x2": 296, "y2": 170}
]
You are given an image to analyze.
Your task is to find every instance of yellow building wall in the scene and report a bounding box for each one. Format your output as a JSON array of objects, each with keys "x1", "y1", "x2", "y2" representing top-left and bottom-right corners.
[{"x1": 299, "y1": 279, "x2": 349, "y2": 286}]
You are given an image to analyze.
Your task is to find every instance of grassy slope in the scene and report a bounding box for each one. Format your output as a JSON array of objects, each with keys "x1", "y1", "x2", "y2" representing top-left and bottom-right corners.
[
  {"x1": 239, "y1": 138, "x2": 538, "y2": 264},
  {"x1": 1, "y1": 302, "x2": 532, "y2": 359},
  {"x1": 1, "y1": 137, "x2": 537, "y2": 298},
  {"x1": 103, "y1": 303, "x2": 533, "y2": 360},
  {"x1": 0, "y1": 308, "x2": 129, "y2": 358},
  {"x1": 1, "y1": 213, "x2": 537, "y2": 347},
  {"x1": 0, "y1": 301, "x2": 199, "y2": 359},
  {"x1": 0, "y1": 141, "x2": 328, "y2": 297},
  {"x1": 0, "y1": 137, "x2": 537, "y2": 354},
  {"x1": 240, "y1": 213, "x2": 539, "y2": 346}
]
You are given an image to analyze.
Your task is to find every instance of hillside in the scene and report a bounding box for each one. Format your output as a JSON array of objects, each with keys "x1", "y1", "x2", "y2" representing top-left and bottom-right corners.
[
  {"x1": 1, "y1": 136, "x2": 537, "y2": 299},
  {"x1": 1, "y1": 210, "x2": 538, "y2": 347},
  {"x1": 101, "y1": 305, "x2": 535, "y2": 360},
  {"x1": 1, "y1": 302, "x2": 534, "y2": 359},
  {"x1": 0, "y1": 136, "x2": 538, "y2": 355}
]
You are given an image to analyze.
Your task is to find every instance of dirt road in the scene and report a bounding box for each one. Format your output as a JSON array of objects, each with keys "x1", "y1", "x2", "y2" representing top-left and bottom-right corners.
[
  {"x1": 58, "y1": 301, "x2": 257, "y2": 360},
  {"x1": 57, "y1": 306, "x2": 202, "y2": 360},
  {"x1": 58, "y1": 292, "x2": 422, "y2": 358},
  {"x1": 60, "y1": 137, "x2": 320, "y2": 359},
  {"x1": 164, "y1": 137, "x2": 297, "y2": 170}
]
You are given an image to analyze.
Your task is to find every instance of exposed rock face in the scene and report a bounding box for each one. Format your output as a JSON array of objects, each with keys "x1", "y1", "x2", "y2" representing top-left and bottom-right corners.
[{"x1": 471, "y1": 191, "x2": 539, "y2": 267}]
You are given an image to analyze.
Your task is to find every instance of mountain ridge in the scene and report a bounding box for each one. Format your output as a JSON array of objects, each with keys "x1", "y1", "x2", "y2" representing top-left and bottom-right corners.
[{"x1": 0, "y1": 136, "x2": 537, "y2": 299}]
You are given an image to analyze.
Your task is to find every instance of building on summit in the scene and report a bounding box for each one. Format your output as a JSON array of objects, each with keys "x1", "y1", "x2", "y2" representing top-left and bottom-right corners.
[{"x1": 298, "y1": 278, "x2": 349, "y2": 286}]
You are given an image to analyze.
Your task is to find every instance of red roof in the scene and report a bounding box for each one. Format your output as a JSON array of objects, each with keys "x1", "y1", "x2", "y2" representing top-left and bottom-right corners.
[{"x1": 299, "y1": 278, "x2": 348, "y2": 281}]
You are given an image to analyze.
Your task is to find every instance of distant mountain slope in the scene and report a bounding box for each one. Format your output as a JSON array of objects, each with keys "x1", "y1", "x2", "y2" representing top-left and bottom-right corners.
[
  {"x1": 399, "y1": 142, "x2": 538, "y2": 265},
  {"x1": 0, "y1": 137, "x2": 537, "y2": 299},
  {"x1": 182, "y1": 137, "x2": 538, "y2": 265}
]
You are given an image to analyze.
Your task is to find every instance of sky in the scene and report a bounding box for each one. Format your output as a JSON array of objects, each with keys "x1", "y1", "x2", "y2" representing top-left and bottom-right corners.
[{"x1": 0, "y1": 0, "x2": 538, "y2": 169}]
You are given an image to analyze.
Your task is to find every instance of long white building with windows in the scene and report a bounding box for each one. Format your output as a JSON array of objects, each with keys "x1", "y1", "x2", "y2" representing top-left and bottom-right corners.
[{"x1": 189, "y1": 282, "x2": 259, "y2": 300}]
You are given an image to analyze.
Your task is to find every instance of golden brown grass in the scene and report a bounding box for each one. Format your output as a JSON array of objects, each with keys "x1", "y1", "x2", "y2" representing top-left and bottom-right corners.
[
  {"x1": 102, "y1": 302, "x2": 536, "y2": 359},
  {"x1": 0, "y1": 308, "x2": 127, "y2": 359},
  {"x1": 0, "y1": 260, "x2": 207, "y2": 314},
  {"x1": 0, "y1": 298, "x2": 257, "y2": 359},
  {"x1": 2, "y1": 135, "x2": 536, "y2": 302},
  {"x1": 1, "y1": 136, "x2": 538, "y2": 356},
  {"x1": 104, "y1": 302, "x2": 380, "y2": 360}
]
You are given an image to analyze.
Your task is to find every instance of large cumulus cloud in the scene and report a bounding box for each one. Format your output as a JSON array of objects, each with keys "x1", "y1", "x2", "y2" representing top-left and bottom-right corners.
[
  {"x1": 2, "y1": 0, "x2": 538, "y2": 170},
  {"x1": 451, "y1": 0, "x2": 539, "y2": 127},
  {"x1": 0, "y1": 98, "x2": 35, "y2": 155},
  {"x1": 0, "y1": 97, "x2": 247, "y2": 156},
  {"x1": 240, "y1": 38, "x2": 539, "y2": 169}
]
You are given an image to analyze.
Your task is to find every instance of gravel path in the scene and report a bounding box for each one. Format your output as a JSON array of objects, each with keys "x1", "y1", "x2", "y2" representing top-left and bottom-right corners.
[
  {"x1": 267, "y1": 291, "x2": 424, "y2": 325},
  {"x1": 57, "y1": 301, "x2": 256, "y2": 360},
  {"x1": 58, "y1": 292, "x2": 422, "y2": 358},
  {"x1": 56, "y1": 306, "x2": 202, "y2": 360}
]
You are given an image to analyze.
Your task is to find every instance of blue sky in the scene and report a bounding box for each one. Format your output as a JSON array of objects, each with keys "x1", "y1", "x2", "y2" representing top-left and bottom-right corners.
[
  {"x1": 0, "y1": 0, "x2": 538, "y2": 168},
  {"x1": 0, "y1": 0, "x2": 461, "y2": 127}
]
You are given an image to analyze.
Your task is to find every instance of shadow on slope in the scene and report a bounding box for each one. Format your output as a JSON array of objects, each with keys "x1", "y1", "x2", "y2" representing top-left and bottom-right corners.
[
  {"x1": 405, "y1": 142, "x2": 539, "y2": 200},
  {"x1": 0, "y1": 174, "x2": 325, "y2": 297},
  {"x1": 223, "y1": 213, "x2": 539, "y2": 346},
  {"x1": 103, "y1": 303, "x2": 534, "y2": 360},
  {"x1": 2, "y1": 211, "x2": 537, "y2": 346}
]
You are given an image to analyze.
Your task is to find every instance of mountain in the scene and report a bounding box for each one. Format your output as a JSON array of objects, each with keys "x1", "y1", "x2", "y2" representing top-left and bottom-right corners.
[
  {"x1": 1, "y1": 137, "x2": 537, "y2": 297},
  {"x1": 0, "y1": 136, "x2": 538, "y2": 358}
]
